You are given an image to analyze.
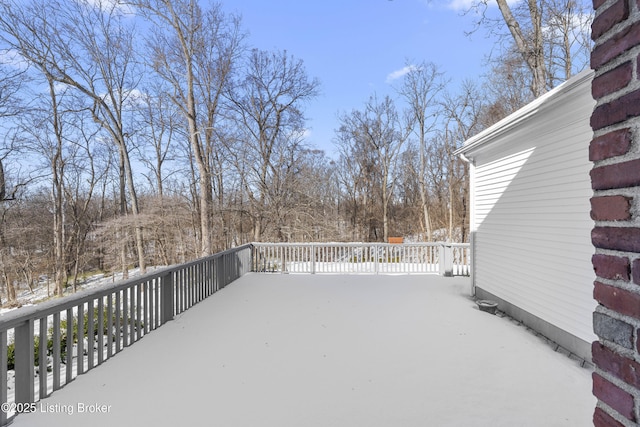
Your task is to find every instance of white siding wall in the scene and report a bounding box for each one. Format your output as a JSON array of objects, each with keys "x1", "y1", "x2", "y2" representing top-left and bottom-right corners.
[{"x1": 465, "y1": 71, "x2": 597, "y2": 347}]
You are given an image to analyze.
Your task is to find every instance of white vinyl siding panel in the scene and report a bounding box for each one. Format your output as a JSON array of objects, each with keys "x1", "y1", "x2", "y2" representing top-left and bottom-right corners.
[{"x1": 465, "y1": 71, "x2": 597, "y2": 345}]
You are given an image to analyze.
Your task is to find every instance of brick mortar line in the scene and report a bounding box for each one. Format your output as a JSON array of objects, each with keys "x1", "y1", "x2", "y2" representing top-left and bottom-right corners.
[
  {"x1": 593, "y1": 58, "x2": 640, "y2": 106},
  {"x1": 596, "y1": 398, "x2": 638, "y2": 426},
  {"x1": 590, "y1": 134, "x2": 640, "y2": 166},
  {"x1": 592, "y1": 187, "x2": 640, "y2": 198},
  {"x1": 591, "y1": 121, "x2": 637, "y2": 140},
  {"x1": 594, "y1": 247, "x2": 640, "y2": 260},
  {"x1": 591, "y1": 188, "x2": 640, "y2": 222},
  {"x1": 592, "y1": 222, "x2": 640, "y2": 229},
  {"x1": 592, "y1": 41, "x2": 638, "y2": 80},
  {"x1": 592, "y1": 222, "x2": 640, "y2": 230},
  {"x1": 595, "y1": 277, "x2": 640, "y2": 294},
  {"x1": 592, "y1": 8, "x2": 640, "y2": 51},
  {"x1": 596, "y1": 304, "x2": 640, "y2": 329},
  {"x1": 593, "y1": 0, "x2": 622, "y2": 19},
  {"x1": 595, "y1": 367, "x2": 640, "y2": 422},
  {"x1": 598, "y1": 335, "x2": 640, "y2": 363}
]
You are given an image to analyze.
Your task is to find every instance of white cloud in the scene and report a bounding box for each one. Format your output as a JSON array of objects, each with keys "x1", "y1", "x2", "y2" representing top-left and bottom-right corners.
[
  {"x1": 386, "y1": 65, "x2": 419, "y2": 83},
  {"x1": 81, "y1": 0, "x2": 135, "y2": 16},
  {"x1": 294, "y1": 128, "x2": 312, "y2": 140},
  {"x1": 0, "y1": 49, "x2": 29, "y2": 71},
  {"x1": 445, "y1": 0, "x2": 521, "y2": 12},
  {"x1": 446, "y1": 0, "x2": 476, "y2": 11}
]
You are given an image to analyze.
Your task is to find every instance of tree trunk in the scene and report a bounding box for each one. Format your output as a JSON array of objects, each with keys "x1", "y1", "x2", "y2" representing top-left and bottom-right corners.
[
  {"x1": 382, "y1": 180, "x2": 389, "y2": 243},
  {"x1": 119, "y1": 142, "x2": 147, "y2": 273},
  {"x1": 419, "y1": 134, "x2": 433, "y2": 241},
  {"x1": 495, "y1": 0, "x2": 548, "y2": 97},
  {"x1": 48, "y1": 78, "x2": 66, "y2": 297}
]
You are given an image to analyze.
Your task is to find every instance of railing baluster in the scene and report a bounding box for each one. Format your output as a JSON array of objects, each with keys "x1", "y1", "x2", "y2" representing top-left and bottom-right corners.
[
  {"x1": 115, "y1": 292, "x2": 122, "y2": 353},
  {"x1": 213, "y1": 257, "x2": 219, "y2": 291},
  {"x1": 207, "y1": 260, "x2": 212, "y2": 296},
  {"x1": 198, "y1": 263, "x2": 203, "y2": 301},
  {"x1": 87, "y1": 300, "x2": 95, "y2": 369},
  {"x1": 175, "y1": 271, "x2": 181, "y2": 314},
  {"x1": 136, "y1": 284, "x2": 142, "y2": 340},
  {"x1": 144, "y1": 280, "x2": 150, "y2": 334},
  {"x1": 107, "y1": 296, "x2": 113, "y2": 358},
  {"x1": 188, "y1": 265, "x2": 193, "y2": 307},
  {"x1": 121, "y1": 290, "x2": 128, "y2": 348},
  {"x1": 38, "y1": 317, "x2": 47, "y2": 399},
  {"x1": 52, "y1": 313, "x2": 60, "y2": 391},
  {"x1": 97, "y1": 297, "x2": 104, "y2": 365},
  {"x1": 153, "y1": 278, "x2": 159, "y2": 329},
  {"x1": 184, "y1": 266, "x2": 193, "y2": 311},
  {"x1": 173, "y1": 270, "x2": 179, "y2": 314},
  {"x1": 183, "y1": 268, "x2": 188, "y2": 309},
  {"x1": 181, "y1": 268, "x2": 186, "y2": 312},
  {"x1": 129, "y1": 287, "x2": 136, "y2": 344},
  {"x1": 65, "y1": 308, "x2": 73, "y2": 384},
  {"x1": 77, "y1": 303, "x2": 85, "y2": 375}
]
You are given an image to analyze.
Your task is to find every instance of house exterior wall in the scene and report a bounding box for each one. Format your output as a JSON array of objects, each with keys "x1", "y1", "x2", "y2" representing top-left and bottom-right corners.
[
  {"x1": 458, "y1": 70, "x2": 596, "y2": 362},
  {"x1": 590, "y1": 0, "x2": 640, "y2": 424}
]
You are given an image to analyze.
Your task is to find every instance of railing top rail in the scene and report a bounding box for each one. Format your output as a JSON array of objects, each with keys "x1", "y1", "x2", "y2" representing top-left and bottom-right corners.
[
  {"x1": 0, "y1": 243, "x2": 253, "y2": 333},
  {"x1": 447, "y1": 243, "x2": 472, "y2": 248},
  {"x1": 252, "y1": 242, "x2": 468, "y2": 247}
]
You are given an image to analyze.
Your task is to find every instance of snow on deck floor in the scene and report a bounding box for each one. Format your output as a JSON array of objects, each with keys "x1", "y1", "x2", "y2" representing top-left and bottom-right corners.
[{"x1": 10, "y1": 273, "x2": 595, "y2": 427}]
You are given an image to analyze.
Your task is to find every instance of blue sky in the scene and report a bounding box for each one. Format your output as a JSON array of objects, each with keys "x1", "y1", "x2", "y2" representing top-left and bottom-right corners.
[{"x1": 225, "y1": 0, "x2": 497, "y2": 157}]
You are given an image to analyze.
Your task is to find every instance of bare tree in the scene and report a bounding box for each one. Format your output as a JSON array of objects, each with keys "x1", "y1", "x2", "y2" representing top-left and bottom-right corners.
[
  {"x1": 543, "y1": 0, "x2": 592, "y2": 86},
  {"x1": 469, "y1": 0, "x2": 592, "y2": 96},
  {"x1": 134, "y1": 89, "x2": 179, "y2": 198},
  {"x1": 228, "y1": 49, "x2": 319, "y2": 241},
  {"x1": 63, "y1": 114, "x2": 107, "y2": 291},
  {"x1": 0, "y1": 0, "x2": 148, "y2": 276},
  {"x1": 337, "y1": 95, "x2": 410, "y2": 242},
  {"x1": 440, "y1": 82, "x2": 486, "y2": 242},
  {"x1": 46, "y1": 76, "x2": 66, "y2": 296},
  {"x1": 482, "y1": 51, "x2": 534, "y2": 124},
  {"x1": 334, "y1": 137, "x2": 368, "y2": 241},
  {"x1": 397, "y1": 61, "x2": 446, "y2": 241},
  {"x1": 496, "y1": 0, "x2": 547, "y2": 96},
  {"x1": 286, "y1": 149, "x2": 340, "y2": 241},
  {"x1": 0, "y1": 60, "x2": 27, "y2": 304},
  {"x1": 0, "y1": 59, "x2": 27, "y2": 204},
  {"x1": 134, "y1": 0, "x2": 243, "y2": 256},
  {"x1": 0, "y1": 58, "x2": 25, "y2": 120}
]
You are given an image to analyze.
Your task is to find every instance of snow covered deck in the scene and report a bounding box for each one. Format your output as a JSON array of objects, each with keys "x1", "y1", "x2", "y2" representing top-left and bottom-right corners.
[{"x1": 10, "y1": 273, "x2": 594, "y2": 426}]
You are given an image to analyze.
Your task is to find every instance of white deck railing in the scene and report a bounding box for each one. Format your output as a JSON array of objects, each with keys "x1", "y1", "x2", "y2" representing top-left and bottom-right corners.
[
  {"x1": 0, "y1": 244, "x2": 252, "y2": 426},
  {"x1": 252, "y1": 242, "x2": 470, "y2": 276}
]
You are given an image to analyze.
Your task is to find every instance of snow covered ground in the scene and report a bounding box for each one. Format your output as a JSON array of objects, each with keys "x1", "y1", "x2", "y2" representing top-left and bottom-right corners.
[
  {"x1": 0, "y1": 268, "x2": 157, "y2": 316},
  {"x1": 9, "y1": 273, "x2": 595, "y2": 426}
]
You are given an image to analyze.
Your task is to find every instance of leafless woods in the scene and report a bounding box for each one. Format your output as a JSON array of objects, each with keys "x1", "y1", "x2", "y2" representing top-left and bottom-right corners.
[{"x1": 0, "y1": 0, "x2": 590, "y2": 303}]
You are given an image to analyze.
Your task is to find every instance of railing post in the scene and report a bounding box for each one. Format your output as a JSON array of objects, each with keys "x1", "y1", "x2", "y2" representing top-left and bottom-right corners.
[
  {"x1": 14, "y1": 319, "x2": 34, "y2": 405},
  {"x1": 281, "y1": 245, "x2": 287, "y2": 274},
  {"x1": 439, "y1": 243, "x2": 453, "y2": 277},
  {"x1": 311, "y1": 243, "x2": 316, "y2": 274},
  {"x1": 161, "y1": 272, "x2": 174, "y2": 325},
  {"x1": 374, "y1": 244, "x2": 379, "y2": 274}
]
